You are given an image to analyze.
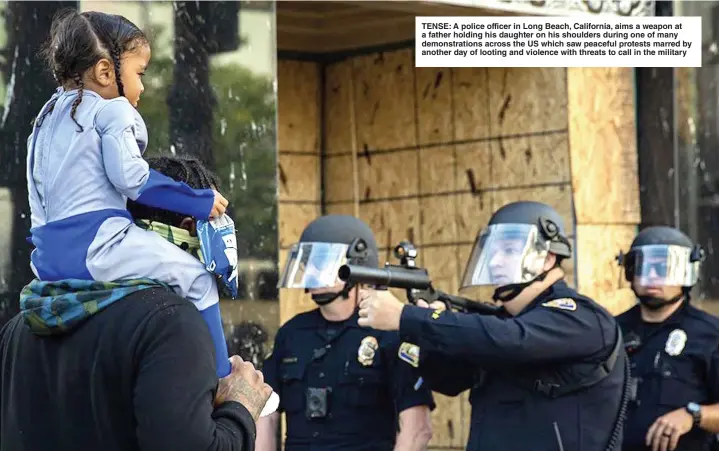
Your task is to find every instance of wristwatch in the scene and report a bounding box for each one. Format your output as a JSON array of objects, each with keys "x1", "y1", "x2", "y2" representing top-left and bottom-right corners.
[{"x1": 686, "y1": 402, "x2": 702, "y2": 428}]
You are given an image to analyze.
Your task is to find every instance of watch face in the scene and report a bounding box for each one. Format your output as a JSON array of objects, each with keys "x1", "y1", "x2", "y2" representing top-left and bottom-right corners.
[{"x1": 688, "y1": 402, "x2": 701, "y2": 413}]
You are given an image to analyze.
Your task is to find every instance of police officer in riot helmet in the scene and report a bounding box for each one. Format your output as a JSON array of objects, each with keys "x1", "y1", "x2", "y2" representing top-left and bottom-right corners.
[
  {"x1": 255, "y1": 215, "x2": 435, "y2": 451},
  {"x1": 359, "y1": 200, "x2": 629, "y2": 451},
  {"x1": 616, "y1": 226, "x2": 719, "y2": 451}
]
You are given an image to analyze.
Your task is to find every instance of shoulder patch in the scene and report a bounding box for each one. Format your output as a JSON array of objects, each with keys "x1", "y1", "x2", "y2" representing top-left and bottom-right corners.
[
  {"x1": 398, "y1": 342, "x2": 420, "y2": 368},
  {"x1": 541, "y1": 298, "x2": 577, "y2": 311}
]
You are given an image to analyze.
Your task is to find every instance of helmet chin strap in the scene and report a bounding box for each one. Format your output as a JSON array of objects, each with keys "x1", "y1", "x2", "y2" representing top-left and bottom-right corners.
[
  {"x1": 309, "y1": 283, "x2": 354, "y2": 306},
  {"x1": 492, "y1": 269, "x2": 551, "y2": 303}
]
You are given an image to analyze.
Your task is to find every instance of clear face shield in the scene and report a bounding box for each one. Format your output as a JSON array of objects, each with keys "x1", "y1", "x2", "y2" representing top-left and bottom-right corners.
[
  {"x1": 460, "y1": 224, "x2": 551, "y2": 289},
  {"x1": 277, "y1": 242, "x2": 349, "y2": 290},
  {"x1": 630, "y1": 244, "x2": 700, "y2": 288}
]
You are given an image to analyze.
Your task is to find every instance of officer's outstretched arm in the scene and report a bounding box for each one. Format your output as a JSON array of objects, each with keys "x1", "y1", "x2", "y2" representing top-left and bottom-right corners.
[{"x1": 398, "y1": 300, "x2": 604, "y2": 367}]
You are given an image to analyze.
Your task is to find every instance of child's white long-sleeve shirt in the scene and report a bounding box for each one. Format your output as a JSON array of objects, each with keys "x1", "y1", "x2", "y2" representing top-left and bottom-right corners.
[{"x1": 27, "y1": 88, "x2": 215, "y2": 283}]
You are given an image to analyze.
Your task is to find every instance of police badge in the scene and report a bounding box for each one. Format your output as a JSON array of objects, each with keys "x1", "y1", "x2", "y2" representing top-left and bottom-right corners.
[
  {"x1": 358, "y1": 336, "x2": 379, "y2": 366},
  {"x1": 665, "y1": 329, "x2": 688, "y2": 356}
]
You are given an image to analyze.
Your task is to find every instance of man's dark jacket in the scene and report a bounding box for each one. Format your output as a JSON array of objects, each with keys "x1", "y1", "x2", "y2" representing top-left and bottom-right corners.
[{"x1": 0, "y1": 287, "x2": 256, "y2": 451}]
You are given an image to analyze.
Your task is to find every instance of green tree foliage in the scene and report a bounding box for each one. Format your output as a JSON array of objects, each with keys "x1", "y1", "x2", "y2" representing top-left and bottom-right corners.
[{"x1": 137, "y1": 44, "x2": 278, "y2": 261}]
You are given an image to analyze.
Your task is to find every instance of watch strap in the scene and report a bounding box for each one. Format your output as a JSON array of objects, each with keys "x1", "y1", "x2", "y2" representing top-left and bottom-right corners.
[{"x1": 686, "y1": 403, "x2": 702, "y2": 427}]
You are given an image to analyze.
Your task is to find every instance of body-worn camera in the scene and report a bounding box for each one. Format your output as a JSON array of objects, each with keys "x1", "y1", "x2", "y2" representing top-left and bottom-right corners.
[{"x1": 306, "y1": 387, "x2": 329, "y2": 419}]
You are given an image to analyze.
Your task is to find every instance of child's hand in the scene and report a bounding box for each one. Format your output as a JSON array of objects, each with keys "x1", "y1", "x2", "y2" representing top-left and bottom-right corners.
[{"x1": 210, "y1": 190, "x2": 229, "y2": 218}]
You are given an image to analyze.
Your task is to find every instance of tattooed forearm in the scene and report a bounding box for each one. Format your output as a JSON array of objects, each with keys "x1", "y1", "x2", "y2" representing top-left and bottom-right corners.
[
  {"x1": 216, "y1": 377, "x2": 266, "y2": 420},
  {"x1": 215, "y1": 356, "x2": 273, "y2": 421},
  {"x1": 233, "y1": 380, "x2": 265, "y2": 418}
]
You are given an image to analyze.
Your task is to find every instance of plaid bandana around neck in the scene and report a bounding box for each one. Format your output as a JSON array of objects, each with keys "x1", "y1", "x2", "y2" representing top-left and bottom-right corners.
[
  {"x1": 20, "y1": 278, "x2": 168, "y2": 335},
  {"x1": 19, "y1": 220, "x2": 204, "y2": 336},
  {"x1": 135, "y1": 219, "x2": 205, "y2": 264}
]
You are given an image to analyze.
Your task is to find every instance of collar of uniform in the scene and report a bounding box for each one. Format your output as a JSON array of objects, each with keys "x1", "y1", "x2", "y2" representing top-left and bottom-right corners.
[
  {"x1": 316, "y1": 309, "x2": 360, "y2": 328},
  {"x1": 635, "y1": 297, "x2": 690, "y2": 327},
  {"x1": 314, "y1": 308, "x2": 362, "y2": 342},
  {"x1": 299, "y1": 307, "x2": 361, "y2": 331},
  {"x1": 520, "y1": 279, "x2": 570, "y2": 315},
  {"x1": 290, "y1": 308, "x2": 356, "y2": 327}
]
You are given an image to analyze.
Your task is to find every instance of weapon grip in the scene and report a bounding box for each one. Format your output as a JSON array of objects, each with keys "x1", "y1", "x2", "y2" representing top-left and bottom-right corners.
[
  {"x1": 436, "y1": 290, "x2": 502, "y2": 315},
  {"x1": 406, "y1": 288, "x2": 435, "y2": 304},
  {"x1": 407, "y1": 288, "x2": 456, "y2": 312}
]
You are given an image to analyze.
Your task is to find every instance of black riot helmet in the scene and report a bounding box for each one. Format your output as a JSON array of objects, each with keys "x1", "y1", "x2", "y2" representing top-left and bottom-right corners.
[
  {"x1": 459, "y1": 200, "x2": 572, "y2": 303},
  {"x1": 277, "y1": 215, "x2": 379, "y2": 305},
  {"x1": 617, "y1": 226, "x2": 704, "y2": 310}
]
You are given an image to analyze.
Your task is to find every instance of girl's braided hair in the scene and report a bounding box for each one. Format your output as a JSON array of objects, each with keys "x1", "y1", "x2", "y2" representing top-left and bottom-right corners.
[{"x1": 36, "y1": 8, "x2": 147, "y2": 131}]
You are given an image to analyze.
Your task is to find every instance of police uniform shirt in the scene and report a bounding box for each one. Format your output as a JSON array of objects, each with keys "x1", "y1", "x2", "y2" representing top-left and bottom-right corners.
[
  {"x1": 263, "y1": 308, "x2": 436, "y2": 451},
  {"x1": 399, "y1": 280, "x2": 626, "y2": 451},
  {"x1": 617, "y1": 301, "x2": 719, "y2": 451}
]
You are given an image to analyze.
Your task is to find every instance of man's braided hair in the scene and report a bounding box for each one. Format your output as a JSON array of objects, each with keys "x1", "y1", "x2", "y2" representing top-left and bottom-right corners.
[
  {"x1": 127, "y1": 155, "x2": 220, "y2": 226},
  {"x1": 36, "y1": 9, "x2": 147, "y2": 131}
]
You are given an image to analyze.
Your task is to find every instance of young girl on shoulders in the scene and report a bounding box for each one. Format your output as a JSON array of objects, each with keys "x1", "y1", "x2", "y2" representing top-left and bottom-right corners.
[{"x1": 27, "y1": 9, "x2": 231, "y2": 377}]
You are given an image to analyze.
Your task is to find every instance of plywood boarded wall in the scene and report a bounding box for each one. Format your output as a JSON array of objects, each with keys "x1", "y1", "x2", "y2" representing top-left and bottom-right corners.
[
  {"x1": 568, "y1": 67, "x2": 640, "y2": 316},
  {"x1": 277, "y1": 59, "x2": 323, "y2": 325}
]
